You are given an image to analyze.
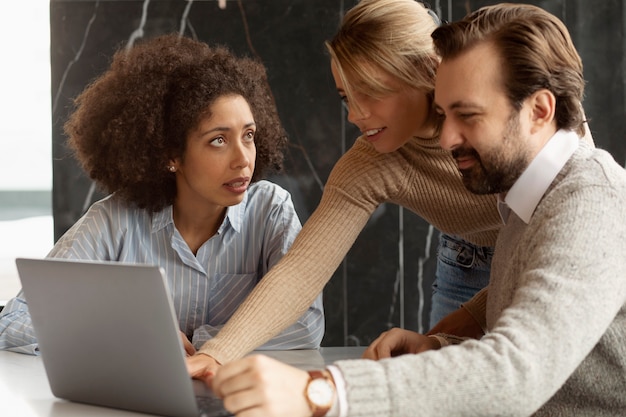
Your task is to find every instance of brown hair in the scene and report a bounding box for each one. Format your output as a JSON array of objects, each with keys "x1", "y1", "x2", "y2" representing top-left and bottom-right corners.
[
  {"x1": 64, "y1": 34, "x2": 287, "y2": 212},
  {"x1": 432, "y1": 3, "x2": 585, "y2": 136}
]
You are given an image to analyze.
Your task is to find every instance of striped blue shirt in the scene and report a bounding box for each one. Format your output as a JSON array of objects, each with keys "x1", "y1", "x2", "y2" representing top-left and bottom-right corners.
[{"x1": 0, "y1": 180, "x2": 324, "y2": 355}]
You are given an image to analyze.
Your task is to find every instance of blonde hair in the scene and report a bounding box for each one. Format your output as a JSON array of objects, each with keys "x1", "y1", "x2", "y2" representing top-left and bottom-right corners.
[{"x1": 326, "y1": 0, "x2": 440, "y2": 126}]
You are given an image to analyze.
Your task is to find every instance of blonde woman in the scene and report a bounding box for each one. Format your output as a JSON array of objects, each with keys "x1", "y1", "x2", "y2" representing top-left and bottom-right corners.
[{"x1": 187, "y1": 0, "x2": 503, "y2": 377}]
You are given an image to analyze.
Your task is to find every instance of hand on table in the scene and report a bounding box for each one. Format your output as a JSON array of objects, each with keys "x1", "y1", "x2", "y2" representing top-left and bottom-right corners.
[
  {"x1": 212, "y1": 354, "x2": 312, "y2": 417},
  {"x1": 362, "y1": 327, "x2": 440, "y2": 360},
  {"x1": 186, "y1": 352, "x2": 221, "y2": 380},
  {"x1": 363, "y1": 305, "x2": 486, "y2": 360}
]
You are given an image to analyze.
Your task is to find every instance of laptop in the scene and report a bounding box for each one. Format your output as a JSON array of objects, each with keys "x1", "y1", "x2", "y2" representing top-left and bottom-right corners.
[{"x1": 15, "y1": 257, "x2": 233, "y2": 417}]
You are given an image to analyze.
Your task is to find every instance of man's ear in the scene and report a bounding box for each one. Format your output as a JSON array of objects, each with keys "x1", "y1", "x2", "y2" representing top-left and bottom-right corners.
[{"x1": 528, "y1": 89, "x2": 556, "y2": 134}]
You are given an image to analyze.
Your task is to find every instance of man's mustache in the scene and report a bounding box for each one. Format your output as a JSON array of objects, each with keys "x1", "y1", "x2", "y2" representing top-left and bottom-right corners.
[{"x1": 451, "y1": 147, "x2": 480, "y2": 161}]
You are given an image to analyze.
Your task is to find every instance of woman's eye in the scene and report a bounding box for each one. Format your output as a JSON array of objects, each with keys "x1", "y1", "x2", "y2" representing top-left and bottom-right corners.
[
  {"x1": 340, "y1": 96, "x2": 349, "y2": 111},
  {"x1": 210, "y1": 137, "x2": 226, "y2": 147},
  {"x1": 244, "y1": 131, "x2": 255, "y2": 142}
]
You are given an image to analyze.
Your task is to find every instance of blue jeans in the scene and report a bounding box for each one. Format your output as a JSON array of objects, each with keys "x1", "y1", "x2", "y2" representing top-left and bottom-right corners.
[{"x1": 429, "y1": 233, "x2": 493, "y2": 329}]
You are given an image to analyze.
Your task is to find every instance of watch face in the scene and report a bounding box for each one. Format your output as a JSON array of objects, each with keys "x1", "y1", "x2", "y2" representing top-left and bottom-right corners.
[{"x1": 308, "y1": 378, "x2": 334, "y2": 406}]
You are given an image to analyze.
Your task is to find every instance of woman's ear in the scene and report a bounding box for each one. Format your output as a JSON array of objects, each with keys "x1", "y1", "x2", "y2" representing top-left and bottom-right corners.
[{"x1": 167, "y1": 157, "x2": 180, "y2": 173}]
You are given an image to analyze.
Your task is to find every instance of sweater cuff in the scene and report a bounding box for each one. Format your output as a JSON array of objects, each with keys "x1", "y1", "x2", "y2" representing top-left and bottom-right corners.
[
  {"x1": 431, "y1": 333, "x2": 469, "y2": 346},
  {"x1": 326, "y1": 365, "x2": 347, "y2": 417},
  {"x1": 333, "y1": 359, "x2": 391, "y2": 416},
  {"x1": 461, "y1": 287, "x2": 488, "y2": 333},
  {"x1": 197, "y1": 339, "x2": 236, "y2": 365}
]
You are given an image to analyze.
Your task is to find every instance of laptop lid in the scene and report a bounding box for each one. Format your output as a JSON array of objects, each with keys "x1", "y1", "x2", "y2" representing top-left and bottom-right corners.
[{"x1": 15, "y1": 257, "x2": 225, "y2": 417}]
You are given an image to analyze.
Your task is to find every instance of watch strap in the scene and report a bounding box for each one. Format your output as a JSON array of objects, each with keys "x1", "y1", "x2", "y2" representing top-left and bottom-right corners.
[{"x1": 306, "y1": 370, "x2": 335, "y2": 417}]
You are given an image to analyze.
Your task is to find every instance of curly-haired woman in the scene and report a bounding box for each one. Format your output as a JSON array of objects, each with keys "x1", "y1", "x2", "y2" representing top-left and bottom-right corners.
[{"x1": 0, "y1": 34, "x2": 323, "y2": 355}]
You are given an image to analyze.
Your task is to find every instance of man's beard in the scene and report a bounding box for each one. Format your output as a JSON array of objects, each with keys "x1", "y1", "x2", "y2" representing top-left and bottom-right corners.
[{"x1": 452, "y1": 112, "x2": 530, "y2": 195}]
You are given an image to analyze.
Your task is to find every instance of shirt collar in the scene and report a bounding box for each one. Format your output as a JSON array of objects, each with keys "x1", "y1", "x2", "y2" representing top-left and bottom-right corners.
[
  {"x1": 152, "y1": 205, "x2": 174, "y2": 232},
  {"x1": 151, "y1": 190, "x2": 250, "y2": 234},
  {"x1": 225, "y1": 190, "x2": 247, "y2": 233},
  {"x1": 498, "y1": 129, "x2": 580, "y2": 224}
]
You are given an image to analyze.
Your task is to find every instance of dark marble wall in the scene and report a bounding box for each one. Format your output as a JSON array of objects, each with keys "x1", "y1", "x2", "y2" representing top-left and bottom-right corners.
[{"x1": 50, "y1": 0, "x2": 626, "y2": 347}]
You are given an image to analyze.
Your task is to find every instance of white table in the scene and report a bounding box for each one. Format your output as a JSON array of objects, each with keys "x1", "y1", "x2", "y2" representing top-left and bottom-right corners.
[{"x1": 0, "y1": 347, "x2": 365, "y2": 416}]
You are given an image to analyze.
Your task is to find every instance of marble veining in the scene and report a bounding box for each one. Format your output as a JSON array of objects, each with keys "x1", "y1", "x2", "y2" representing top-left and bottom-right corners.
[{"x1": 49, "y1": 0, "x2": 625, "y2": 347}]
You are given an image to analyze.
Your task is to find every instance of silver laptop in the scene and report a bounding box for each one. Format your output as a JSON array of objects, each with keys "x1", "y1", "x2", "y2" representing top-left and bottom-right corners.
[{"x1": 15, "y1": 257, "x2": 233, "y2": 417}]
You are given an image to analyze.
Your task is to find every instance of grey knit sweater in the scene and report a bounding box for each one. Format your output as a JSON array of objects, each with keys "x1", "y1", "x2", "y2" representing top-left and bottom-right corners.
[{"x1": 334, "y1": 141, "x2": 626, "y2": 416}]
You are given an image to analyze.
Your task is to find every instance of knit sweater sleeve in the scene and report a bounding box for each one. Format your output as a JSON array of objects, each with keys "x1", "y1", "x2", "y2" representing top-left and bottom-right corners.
[
  {"x1": 198, "y1": 140, "x2": 402, "y2": 363},
  {"x1": 461, "y1": 287, "x2": 488, "y2": 332}
]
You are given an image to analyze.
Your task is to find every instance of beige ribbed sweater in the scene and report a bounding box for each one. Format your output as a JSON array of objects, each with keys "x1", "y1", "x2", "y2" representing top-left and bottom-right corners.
[{"x1": 199, "y1": 135, "x2": 501, "y2": 363}]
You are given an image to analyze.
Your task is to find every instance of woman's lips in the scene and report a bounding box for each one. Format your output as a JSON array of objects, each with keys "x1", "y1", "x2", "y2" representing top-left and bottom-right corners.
[
  {"x1": 223, "y1": 178, "x2": 249, "y2": 193},
  {"x1": 363, "y1": 127, "x2": 385, "y2": 142}
]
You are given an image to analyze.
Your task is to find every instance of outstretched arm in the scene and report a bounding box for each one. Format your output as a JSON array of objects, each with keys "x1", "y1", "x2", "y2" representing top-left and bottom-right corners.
[
  {"x1": 191, "y1": 296, "x2": 324, "y2": 351},
  {"x1": 189, "y1": 187, "x2": 372, "y2": 372},
  {"x1": 190, "y1": 146, "x2": 386, "y2": 369}
]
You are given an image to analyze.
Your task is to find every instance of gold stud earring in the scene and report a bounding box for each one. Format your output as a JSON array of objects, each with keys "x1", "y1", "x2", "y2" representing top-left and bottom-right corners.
[{"x1": 168, "y1": 166, "x2": 176, "y2": 172}]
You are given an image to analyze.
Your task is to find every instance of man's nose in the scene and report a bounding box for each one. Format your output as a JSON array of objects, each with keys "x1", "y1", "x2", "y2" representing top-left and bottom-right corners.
[{"x1": 438, "y1": 118, "x2": 463, "y2": 151}]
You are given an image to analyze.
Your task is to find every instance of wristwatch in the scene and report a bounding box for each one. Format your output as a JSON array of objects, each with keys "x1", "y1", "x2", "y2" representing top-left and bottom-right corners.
[{"x1": 304, "y1": 370, "x2": 336, "y2": 417}]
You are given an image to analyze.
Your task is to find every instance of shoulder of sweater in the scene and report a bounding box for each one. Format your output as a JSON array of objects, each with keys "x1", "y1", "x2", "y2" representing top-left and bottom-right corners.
[
  {"x1": 329, "y1": 137, "x2": 411, "y2": 180},
  {"x1": 541, "y1": 146, "x2": 626, "y2": 217},
  {"x1": 561, "y1": 143, "x2": 626, "y2": 190},
  {"x1": 334, "y1": 136, "x2": 453, "y2": 173},
  {"x1": 326, "y1": 136, "x2": 470, "y2": 203}
]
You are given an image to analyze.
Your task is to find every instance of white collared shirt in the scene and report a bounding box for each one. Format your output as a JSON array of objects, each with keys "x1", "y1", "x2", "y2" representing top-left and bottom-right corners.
[{"x1": 498, "y1": 129, "x2": 580, "y2": 224}]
